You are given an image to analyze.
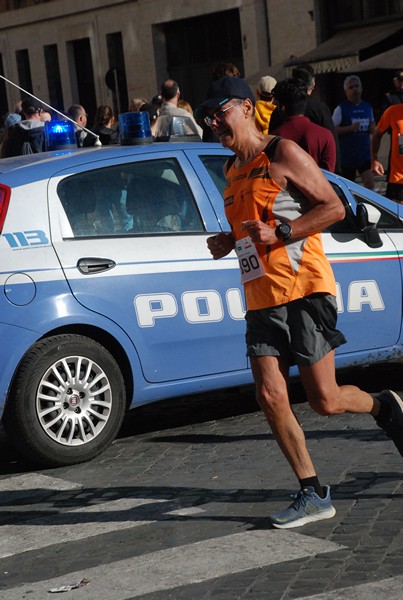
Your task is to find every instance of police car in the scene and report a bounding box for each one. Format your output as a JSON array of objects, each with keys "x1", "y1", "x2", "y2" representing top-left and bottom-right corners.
[{"x1": 0, "y1": 141, "x2": 402, "y2": 467}]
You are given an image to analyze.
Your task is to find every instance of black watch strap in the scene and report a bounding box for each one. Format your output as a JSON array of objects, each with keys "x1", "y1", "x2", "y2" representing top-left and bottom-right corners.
[{"x1": 275, "y1": 222, "x2": 292, "y2": 241}]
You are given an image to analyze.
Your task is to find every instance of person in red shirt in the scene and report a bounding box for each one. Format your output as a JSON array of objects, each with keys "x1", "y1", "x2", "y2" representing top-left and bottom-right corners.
[
  {"x1": 371, "y1": 103, "x2": 403, "y2": 204},
  {"x1": 271, "y1": 78, "x2": 336, "y2": 172}
]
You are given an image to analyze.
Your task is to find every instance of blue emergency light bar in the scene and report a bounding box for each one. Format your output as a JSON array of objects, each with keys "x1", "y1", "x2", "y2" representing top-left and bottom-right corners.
[
  {"x1": 119, "y1": 112, "x2": 152, "y2": 145},
  {"x1": 45, "y1": 120, "x2": 77, "y2": 151}
]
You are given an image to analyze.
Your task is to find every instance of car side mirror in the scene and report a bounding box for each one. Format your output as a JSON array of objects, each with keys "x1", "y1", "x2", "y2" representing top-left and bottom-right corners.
[{"x1": 356, "y1": 202, "x2": 383, "y2": 248}]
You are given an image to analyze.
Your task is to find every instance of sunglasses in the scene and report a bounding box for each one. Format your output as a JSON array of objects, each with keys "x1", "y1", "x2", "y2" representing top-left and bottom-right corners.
[{"x1": 204, "y1": 100, "x2": 244, "y2": 127}]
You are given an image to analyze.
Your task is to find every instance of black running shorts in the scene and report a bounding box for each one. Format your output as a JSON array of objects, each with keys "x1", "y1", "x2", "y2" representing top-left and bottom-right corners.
[{"x1": 245, "y1": 293, "x2": 347, "y2": 366}]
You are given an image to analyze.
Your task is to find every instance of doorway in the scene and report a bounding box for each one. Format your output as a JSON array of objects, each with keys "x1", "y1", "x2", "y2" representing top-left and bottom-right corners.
[
  {"x1": 67, "y1": 38, "x2": 97, "y2": 124},
  {"x1": 153, "y1": 8, "x2": 243, "y2": 109}
]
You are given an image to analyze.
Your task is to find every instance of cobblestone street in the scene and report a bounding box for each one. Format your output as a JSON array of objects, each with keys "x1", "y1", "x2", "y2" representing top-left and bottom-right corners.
[{"x1": 0, "y1": 364, "x2": 402, "y2": 599}]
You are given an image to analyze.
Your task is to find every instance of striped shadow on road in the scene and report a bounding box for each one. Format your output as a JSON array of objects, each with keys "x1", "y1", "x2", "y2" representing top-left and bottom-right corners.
[{"x1": 2, "y1": 531, "x2": 344, "y2": 599}]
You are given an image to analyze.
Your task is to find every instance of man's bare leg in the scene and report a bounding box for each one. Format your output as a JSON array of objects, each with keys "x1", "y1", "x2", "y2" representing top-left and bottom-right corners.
[
  {"x1": 250, "y1": 354, "x2": 316, "y2": 480},
  {"x1": 299, "y1": 350, "x2": 379, "y2": 416},
  {"x1": 300, "y1": 351, "x2": 403, "y2": 457},
  {"x1": 251, "y1": 354, "x2": 338, "y2": 528}
]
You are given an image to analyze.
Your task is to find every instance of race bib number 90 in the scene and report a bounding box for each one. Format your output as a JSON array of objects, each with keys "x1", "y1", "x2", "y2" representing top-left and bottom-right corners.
[{"x1": 235, "y1": 236, "x2": 265, "y2": 284}]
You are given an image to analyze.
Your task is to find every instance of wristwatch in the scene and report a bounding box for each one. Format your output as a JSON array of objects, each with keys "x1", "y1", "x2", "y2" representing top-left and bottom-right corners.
[{"x1": 275, "y1": 222, "x2": 292, "y2": 242}]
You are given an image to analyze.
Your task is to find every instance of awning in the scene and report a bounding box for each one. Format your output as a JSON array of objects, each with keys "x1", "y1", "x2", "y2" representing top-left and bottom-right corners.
[
  {"x1": 286, "y1": 20, "x2": 403, "y2": 74},
  {"x1": 341, "y1": 44, "x2": 403, "y2": 72}
]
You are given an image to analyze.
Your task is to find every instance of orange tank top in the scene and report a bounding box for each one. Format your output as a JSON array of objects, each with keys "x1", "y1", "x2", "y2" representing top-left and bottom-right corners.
[{"x1": 224, "y1": 144, "x2": 336, "y2": 310}]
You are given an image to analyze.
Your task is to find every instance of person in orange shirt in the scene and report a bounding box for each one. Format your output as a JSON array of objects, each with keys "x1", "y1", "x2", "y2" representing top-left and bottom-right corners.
[
  {"x1": 200, "y1": 76, "x2": 403, "y2": 529},
  {"x1": 371, "y1": 103, "x2": 403, "y2": 204}
]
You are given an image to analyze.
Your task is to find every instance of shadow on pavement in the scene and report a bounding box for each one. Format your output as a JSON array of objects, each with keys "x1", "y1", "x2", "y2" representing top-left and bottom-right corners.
[{"x1": 0, "y1": 363, "x2": 401, "y2": 475}]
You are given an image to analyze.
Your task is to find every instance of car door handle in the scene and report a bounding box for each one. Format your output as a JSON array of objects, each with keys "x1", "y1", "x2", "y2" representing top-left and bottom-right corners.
[{"x1": 77, "y1": 257, "x2": 116, "y2": 274}]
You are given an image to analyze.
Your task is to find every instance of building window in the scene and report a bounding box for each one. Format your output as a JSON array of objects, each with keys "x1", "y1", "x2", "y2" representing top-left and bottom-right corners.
[
  {"x1": 2, "y1": 1, "x2": 51, "y2": 9},
  {"x1": 321, "y1": 0, "x2": 402, "y2": 31},
  {"x1": 44, "y1": 44, "x2": 63, "y2": 111},
  {"x1": 16, "y1": 48, "x2": 32, "y2": 94},
  {"x1": 364, "y1": 0, "x2": 402, "y2": 19},
  {"x1": 66, "y1": 37, "x2": 97, "y2": 124}
]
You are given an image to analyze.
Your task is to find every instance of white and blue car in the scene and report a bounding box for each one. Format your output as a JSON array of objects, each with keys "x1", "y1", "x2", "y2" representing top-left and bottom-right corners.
[{"x1": 0, "y1": 142, "x2": 402, "y2": 466}]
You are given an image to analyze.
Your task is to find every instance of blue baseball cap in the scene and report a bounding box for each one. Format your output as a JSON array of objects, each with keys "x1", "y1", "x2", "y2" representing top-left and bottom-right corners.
[
  {"x1": 200, "y1": 76, "x2": 255, "y2": 109},
  {"x1": 4, "y1": 112, "x2": 22, "y2": 128}
]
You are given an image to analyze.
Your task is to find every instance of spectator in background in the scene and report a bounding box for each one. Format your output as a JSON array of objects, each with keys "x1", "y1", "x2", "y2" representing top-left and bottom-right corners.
[
  {"x1": 178, "y1": 99, "x2": 194, "y2": 115},
  {"x1": 129, "y1": 97, "x2": 147, "y2": 112},
  {"x1": 85, "y1": 105, "x2": 119, "y2": 145},
  {"x1": 13, "y1": 100, "x2": 23, "y2": 116},
  {"x1": 4, "y1": 112, "x2": 22, "y2": 129},
  {"x1": 159, "y1": 79, "x2": 202, "y2": 138},
  {"x1": 66, "y1": 104, "x2": 89, "y2": 147},
  {"x1": 272, "y1": 78, "x2": 336, "y2": 172},
  {"x1": 139, "y1": 102, "x2": 159, "y2": 137},
  {"x1": 40, "y1": 109, "x2": 52, "y2": 122},
  {"x1": 1, "y1": 97, "x2": 46, "y2": 157},
  {"x1": 254, "y1": 75, "x2": 277, "y2": 135},
  {"x1": 159, "y1": 80, "x2": 190, "y2": 118},
  {"x1": 270, "y1": 64, "x2": 340, "y2": 173},
  {"x1": 151, "y1": 94, "x2": 163, "y2": 108},
  {"x1": 332, "y1": 75, "x2": 375, "y2": 189},
  {"x1": 371, "y1": 102, "x2": 403, "y2": 204},
  {"x1": 210, "y1": 62, "x2": 240, "y2": 80},
  {"x1": 0, "y1": 112, "x2": 21, "y2": 154},
  {"x1": 380, "y1": 70, "x2": 403, "y2": 113}
]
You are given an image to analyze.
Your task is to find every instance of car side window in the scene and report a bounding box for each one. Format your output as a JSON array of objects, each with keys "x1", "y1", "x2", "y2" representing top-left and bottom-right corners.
[
  {"x1": 199, "y1": 156, "x2": 228, "y2": 196},
  {"x1": 57, "y1": 158, "x2": 205, "y2": 238}
]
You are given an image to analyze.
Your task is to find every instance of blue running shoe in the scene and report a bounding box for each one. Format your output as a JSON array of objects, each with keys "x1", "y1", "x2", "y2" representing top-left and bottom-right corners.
[
  {"x1": 375, "y1": 390, "x2": 403, "y2": 456},
  {"x1": 270, "y1": 485, "x2": 336, "y2": 529}
]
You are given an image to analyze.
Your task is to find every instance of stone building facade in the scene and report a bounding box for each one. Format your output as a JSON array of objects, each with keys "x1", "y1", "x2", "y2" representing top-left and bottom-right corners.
[
  {"x1": 0, "y1": 0, "x2": 401, "y2": 123},
  {"x1": 0, "y1": 0, "x2": 316, "y2": 120}
]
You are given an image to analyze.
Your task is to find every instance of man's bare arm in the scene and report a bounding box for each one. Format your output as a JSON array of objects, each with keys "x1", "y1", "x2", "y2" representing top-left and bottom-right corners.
[
  {"x1": 246, "y1": 139, "x2": 345, "y2": 244},
  {"x1": 371, "y1": 128, "x2": 385, "y2": 176}
]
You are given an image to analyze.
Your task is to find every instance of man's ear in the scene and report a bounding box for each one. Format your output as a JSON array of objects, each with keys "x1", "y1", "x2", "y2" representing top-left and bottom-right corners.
[{"x1": 244, "y1": 98, "x2": 254, "y2": 116}]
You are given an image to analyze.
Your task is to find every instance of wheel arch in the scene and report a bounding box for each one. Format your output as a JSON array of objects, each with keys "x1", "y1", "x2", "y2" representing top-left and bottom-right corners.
[{"x1": 4, "y1": 324, "x2": 134, "y2": 415}]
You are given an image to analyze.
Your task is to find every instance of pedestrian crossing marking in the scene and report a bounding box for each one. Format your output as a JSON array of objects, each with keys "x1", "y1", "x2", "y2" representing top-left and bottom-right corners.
[
  {"x1": 302, "y1": 574, "x2": 403, "y2": 599},
  {"x1": 0, "y1": 497, "x2": 168, "y2": 558},
  {"x1": 165, "y1": 506, "x2": 206, "y2": 516},
  {"x1": 1, "y1": 530, "x2": 345, "y2": 600},
  {"x1": 0, "y1": 473, "x2": 82, "y2": 498}
]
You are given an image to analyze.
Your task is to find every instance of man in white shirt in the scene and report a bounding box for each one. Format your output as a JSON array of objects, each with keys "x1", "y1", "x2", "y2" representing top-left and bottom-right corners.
[{"x1": 158, "y1": 79, "x2": 202, "y2": 138}]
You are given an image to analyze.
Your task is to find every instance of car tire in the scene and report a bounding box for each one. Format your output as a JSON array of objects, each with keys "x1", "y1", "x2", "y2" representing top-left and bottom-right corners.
[{"x1": 3, "y1": 334, "x2": 126, "y2": 467}]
